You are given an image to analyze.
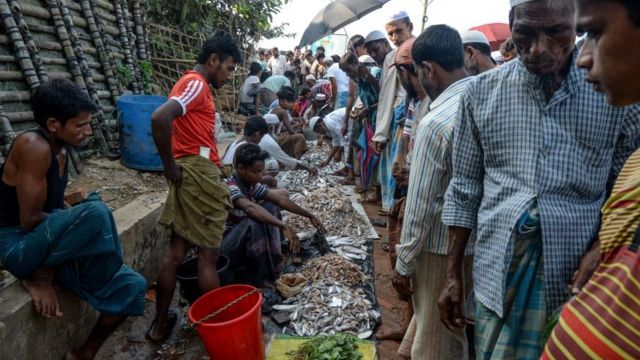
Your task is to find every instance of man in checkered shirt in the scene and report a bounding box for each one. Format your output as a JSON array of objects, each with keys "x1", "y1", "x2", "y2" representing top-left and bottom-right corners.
[{"x1": 437, "y1": 0, "x2": 640, "y2": 358}]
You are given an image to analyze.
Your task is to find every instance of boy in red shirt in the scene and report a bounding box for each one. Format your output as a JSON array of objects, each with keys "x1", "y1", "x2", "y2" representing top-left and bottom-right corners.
[{"x1": 148, "y1": 30, "x2": 241, "y2": 341}]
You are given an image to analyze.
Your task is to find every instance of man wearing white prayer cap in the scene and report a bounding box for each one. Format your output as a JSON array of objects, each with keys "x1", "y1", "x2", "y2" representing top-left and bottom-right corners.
[
  {"x1": 460, "y1": 30, "x2": 497, "y2": 75},
  {"x1": 438, "y1": 0, "x2": 640, "y2": 359},
  {"x1": 370, "y1": 10, "x2": 413, "y2": 216}
]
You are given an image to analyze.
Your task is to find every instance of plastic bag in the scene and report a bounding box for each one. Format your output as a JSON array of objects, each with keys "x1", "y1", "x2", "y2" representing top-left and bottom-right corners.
[{"x1": 275, "y1": 273, "x2": 308, "y2": 298}]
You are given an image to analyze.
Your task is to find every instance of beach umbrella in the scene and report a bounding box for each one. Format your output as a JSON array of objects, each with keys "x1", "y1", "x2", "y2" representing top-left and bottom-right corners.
[
  {"x1": 299, "y1": 0, "x2": 390, "y2": 47},
  {"x1": 469, "y1": 23, "x2": 511, "y2": 51}
]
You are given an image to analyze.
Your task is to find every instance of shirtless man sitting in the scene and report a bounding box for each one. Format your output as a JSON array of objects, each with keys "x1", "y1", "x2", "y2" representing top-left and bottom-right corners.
[{"x1": 0, "y1": 79, "x2": 147, "y2": 359}]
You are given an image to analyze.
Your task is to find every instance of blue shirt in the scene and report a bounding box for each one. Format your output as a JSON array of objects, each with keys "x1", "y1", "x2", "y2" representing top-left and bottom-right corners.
[
  {"x1": 396, "y1": 78, "x2": 473, "y2": 276},
  {"x1": 442, "y1": 51, "x2": 640, "y2": 316}
]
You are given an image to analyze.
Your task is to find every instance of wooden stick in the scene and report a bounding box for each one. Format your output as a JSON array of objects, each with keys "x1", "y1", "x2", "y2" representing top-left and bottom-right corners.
[
  {"x1": 0, "y1": 0, "x2": 40, "y2": 88},
  {"x1": 9, "y1": 0, "x2": 49, "y2": 83}
]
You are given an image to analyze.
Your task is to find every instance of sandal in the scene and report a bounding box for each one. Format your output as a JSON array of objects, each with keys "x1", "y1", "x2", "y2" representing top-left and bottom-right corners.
[
  {"x1": 371, "y1": 218, "x2": 387, "y2": 227},
  {"x1": 381, "y1": 241, "x2": 390, "y2": 252},
  {"x1": 146, "y1": 310, "x2": 178, "y2": 342}
]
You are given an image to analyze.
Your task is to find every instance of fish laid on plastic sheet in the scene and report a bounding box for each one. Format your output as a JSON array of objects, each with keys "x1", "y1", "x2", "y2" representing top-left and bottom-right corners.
[
  {"x1": 301, "y1": 254, "x2": 367, "y2": 287},
  {"x1": 278, "y1": 281, "x2": 381, "y2": 339},
  {"x1": 285, "y1": 186, "x2": 368, "y2": 236},
  {"x1": 325, "y1": 236, "x2": 369, "y2": 261}
]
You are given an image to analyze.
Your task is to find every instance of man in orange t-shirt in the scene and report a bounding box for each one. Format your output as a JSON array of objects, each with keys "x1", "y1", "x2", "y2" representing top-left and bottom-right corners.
[{"x1": 148, "y1": 30, "x2": 241, "y2": 342}]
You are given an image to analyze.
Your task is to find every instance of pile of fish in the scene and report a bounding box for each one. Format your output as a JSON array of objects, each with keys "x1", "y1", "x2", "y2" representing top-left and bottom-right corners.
[
  {"x1": 285, "y1": 186, "x2": 367, "y2": 236},
  {"x1": 326, "y1": 236, "x2": 369, "y2": 261},
  {"x1": 274, "y1": 281, "x2": 381, "y2": 338},
  {"x1": 301, "y1": 254, "x2": 367, "y2": 287}
]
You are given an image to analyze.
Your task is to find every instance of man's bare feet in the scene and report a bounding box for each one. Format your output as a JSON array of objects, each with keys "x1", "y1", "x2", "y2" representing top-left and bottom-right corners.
[
  {"x1": 22, "y1": 278, "x2": 63, "y2": 318},
  {"x1": 376, "y1": 325, "x2": 407, "y2": 341}
]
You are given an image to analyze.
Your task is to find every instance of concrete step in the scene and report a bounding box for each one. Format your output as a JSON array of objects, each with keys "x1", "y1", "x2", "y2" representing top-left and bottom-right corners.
[{"x1": 0, "y1": 192, "x2": 169, "y2": 359}]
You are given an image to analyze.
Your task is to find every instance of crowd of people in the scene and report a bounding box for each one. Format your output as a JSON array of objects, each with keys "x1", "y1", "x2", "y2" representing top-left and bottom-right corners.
[{"x1": 1, "y1": 0, "x2": 639, "y2": 359}]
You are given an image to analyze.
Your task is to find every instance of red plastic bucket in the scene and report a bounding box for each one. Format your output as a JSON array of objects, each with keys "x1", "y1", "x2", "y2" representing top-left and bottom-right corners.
[{"x1": 188, "y1": 285, "x2": 265, "y2": 360}]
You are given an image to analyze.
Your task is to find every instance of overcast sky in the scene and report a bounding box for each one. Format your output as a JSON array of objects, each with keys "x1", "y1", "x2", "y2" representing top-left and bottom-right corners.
[{"x1": 259, "y1": 0, "x2": 511, "y2": 51}]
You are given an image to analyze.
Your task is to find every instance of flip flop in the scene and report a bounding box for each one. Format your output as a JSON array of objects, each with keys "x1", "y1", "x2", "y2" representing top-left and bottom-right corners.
[{"x1": 146, "y1": 310, "x2": 178, "y2": 343}]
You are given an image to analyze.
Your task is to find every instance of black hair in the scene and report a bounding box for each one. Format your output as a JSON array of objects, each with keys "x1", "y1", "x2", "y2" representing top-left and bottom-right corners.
[
  {"x1": 412, "y1": 24, "x2": 465, "y2": 72},
  {"x1": 197, "y1": 30, "x2": 242, "y2": 65},
  {"x1": 349, "y1": 34, "x2": 365, "y2": 50},
  {"x1": 293, "y1": 58, "x2": 301, "y2": 65},
  {"x1": 260, "y1": 71, "x2": 272, "y2": 83},
  {"x1": 244, "y1": 115, "x2": 268, "y2": 136},
  {"x1": 305, "y1": 50, "x2": 313, "y2": 58},
  {"x1": 249, "y1": 61, "x2": 262, "y2": 75},
  {"x1": 316, "y1": 52, "x2": 325, "y2": 61},
  {"x1": 272, "y1": 47, "x2": 279, "y2": 52},
  {"x1": 284, "y1": 70, "x2": 296, "y2": 80},
  {"x1": 259, "y1": 49, "x2": 265, "y2": 55},
  {"x1": 316, "y1": 46, "x2": 325, "y2": 53},
  {"x1": 32, "y1": 78, "x2": 98, "y2": 127},
  {"x1": 299, "y1": 87, "x2": 310, "y2": 96},
  {"x1": 465, "y1": 42, "x2": 492, "y2": 56},
  {"x1": 234, "y1": 143, "x2": 269, "y2": 168},
  {"x1": 277, "y1": 86, "x2": 296, "y2": 102},
  {"x1": 331, "y1": 55, "x2": 340, "y2": 63},
  {"x1": 340, "y1": 51, "x2": 359, "y2": 67}
]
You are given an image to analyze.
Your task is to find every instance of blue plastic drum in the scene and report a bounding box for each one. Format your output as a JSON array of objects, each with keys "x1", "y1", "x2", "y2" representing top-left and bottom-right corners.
[{"x1": 117, "y1": 95, "x2": 167, "y2": 171}]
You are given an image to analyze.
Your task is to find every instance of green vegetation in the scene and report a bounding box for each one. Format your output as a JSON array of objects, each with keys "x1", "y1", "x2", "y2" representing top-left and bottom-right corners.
[{"x1": 287, "y1": 334, "x2": 364, "y2": 360}]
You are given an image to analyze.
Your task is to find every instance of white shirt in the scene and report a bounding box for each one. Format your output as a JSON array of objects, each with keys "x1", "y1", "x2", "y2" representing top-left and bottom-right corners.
[
  {"x1": 259, "y1": 134, "x2": 300, "y2": 170},
  {"x1": 239, "y1": 75, "x2": 260, "y2": 103},
  {"x1": 326, "y1": 63, "x2": 350, "y2": 93},
  {"x1": 322, "y1": 108, "x2": 347, "y2": 147},
  {"x1": 222, "y1": 139, "x2": 247, "y2": 166},
  {"x1": 268, "y1": 56, "x2": 287, "y2": 75}
]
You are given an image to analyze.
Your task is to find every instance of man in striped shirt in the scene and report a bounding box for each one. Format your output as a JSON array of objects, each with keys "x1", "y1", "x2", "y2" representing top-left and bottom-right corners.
[
  {"x1": 393, "y1": 25, "x2": 472, "y2": 360},
  {"x1": 438, "y1": 1, "x2": 640, "y2": 358}
]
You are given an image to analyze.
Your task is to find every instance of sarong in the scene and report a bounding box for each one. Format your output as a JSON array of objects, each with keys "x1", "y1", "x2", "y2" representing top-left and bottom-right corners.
[
  {"x1": 336, "y1": 91, "x2": 349, "y2": 108},
  {"x1": 220, "y1": 202, "x2": 284, "y2": 288},
  {"x1": 278, "y1": 133, "x2": 308, "y2": 159},
  {"x1": 379, "y1": 103, "x2": 406, "y2": 212},
  {"x1": 159, "y1": 156, "x2": 232, "y2": 249},
  {"x1": 475, "y1": 209, "x2": 546, "y2": 360},
  {"x1": 0, "y1": 197, "x2": 147, "y2": 316},
  {"x1": 357, "y1": 124, "x2": 379, "y2": 191}
]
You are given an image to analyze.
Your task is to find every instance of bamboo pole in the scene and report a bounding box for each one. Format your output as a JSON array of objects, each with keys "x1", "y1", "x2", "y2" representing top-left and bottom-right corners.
[
  {"x1": 56, "y1": 0, "x2": 114, "y2": 158},
  {"x1": 113, "y1": 0, "x2": 138, "y2": 92},
  {"x1": 123, "y1": 4, "x2": 142, "y2": 93},
  {"x1": 0, "y1": 0, "x2": 40, "y2": 88},
  {"x1": 132, "y1": 0, "x2": 147, "y2": 60},
  {"x1": 9, "y1": 0, "x2": 48, "y2": 83},
  {"x1": 46, "y1": 0, "x2": 85, "y2": 87},
  {"x1": 0, "y1": 104, "x2": 16, "y2": 162},
  {"x1": 18, "y1": 2, "x2": 120, "y2": 37},
  {"x1": 80, "y1": 0, "x2": 121, "y2": 99}
]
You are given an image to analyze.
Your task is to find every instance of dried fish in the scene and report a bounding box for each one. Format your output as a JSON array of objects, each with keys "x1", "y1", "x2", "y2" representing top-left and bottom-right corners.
[
  {"x1": 281, "y1": 281, "x2": 377, "y2": 338},
  {"x1": 301, "y1": 254, "x2": 367, "y2": 287}
]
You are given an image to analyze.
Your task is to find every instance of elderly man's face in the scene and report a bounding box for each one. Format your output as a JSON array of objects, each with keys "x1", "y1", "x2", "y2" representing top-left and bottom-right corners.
[
  {"x1": 366, "y1": 40, "x2": 389, "y2": 65},
  {"x1": 577, "y1": 0, "x2": 640, "y2": 106},
  {"x1": 385, "y1": 19, "x2": 413, "y2": 47},
  {"x1": 397, "y1": 65, "x2": 419, "y2": 99},
  {"x1": 511, "y1": 0, "x2": 576, "y2": 77}
]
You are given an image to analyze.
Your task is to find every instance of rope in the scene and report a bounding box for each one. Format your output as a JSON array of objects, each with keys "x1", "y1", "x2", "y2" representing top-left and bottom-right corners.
[{"x1": 190, "y1": 288, "x2": 262, "y2": 328}]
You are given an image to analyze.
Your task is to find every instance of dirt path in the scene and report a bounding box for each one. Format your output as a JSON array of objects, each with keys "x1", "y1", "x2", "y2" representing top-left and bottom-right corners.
[{"x1": 361, "y1": 202, "x2": 410, "y2": 360}]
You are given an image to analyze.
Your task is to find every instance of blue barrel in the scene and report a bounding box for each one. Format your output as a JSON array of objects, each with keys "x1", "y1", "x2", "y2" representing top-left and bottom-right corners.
[{"x1": 117, "y1": 95, "x2": 167, "y2": 171}]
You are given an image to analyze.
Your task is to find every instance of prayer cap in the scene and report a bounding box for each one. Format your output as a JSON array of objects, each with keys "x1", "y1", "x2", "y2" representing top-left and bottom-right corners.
[
  {"x1": 263, "y1": 114, "x2": 280, "y2": 125},
  {"x1": 510, "y1": 0, "x2": 536, "y2": 7},
  {"x1": 315, "y1": 93, "x2": 327, "y2": 101},
  {"x1": 387, "y1": 10, "x2": 409, "y2": 23},
  {"x1": 305, "y1": 74, "x2": 316, "y2": 82},
  {"x1": 460, "y1": 30, "x2": 490, "y2": 45},
  {"x1": 393, "y1": 37, "x2": 416, "y2": 66},
  {"x1": 364, "y1": 30, "x2": 386, "y2": 45},
  {"x1": 358, "y1": 55, "x2": 376, "y2": 64}
]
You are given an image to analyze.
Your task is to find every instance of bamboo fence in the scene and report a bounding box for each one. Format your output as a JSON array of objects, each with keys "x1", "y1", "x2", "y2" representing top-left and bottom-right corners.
[
  {"x1": 148, "y1": 23, "x2": 254, "y2": 133},
  {"x1": 0, "y1": 0, "x2": 150, "y2": 167}
]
